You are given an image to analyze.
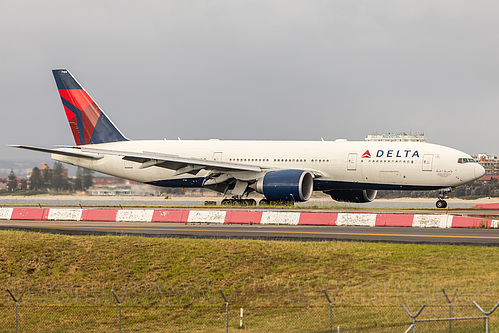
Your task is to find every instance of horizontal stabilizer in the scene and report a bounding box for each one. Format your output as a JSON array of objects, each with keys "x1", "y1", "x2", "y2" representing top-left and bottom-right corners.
[{"x1": 10, "y1": 145, "x2": 103, "y2": 160}]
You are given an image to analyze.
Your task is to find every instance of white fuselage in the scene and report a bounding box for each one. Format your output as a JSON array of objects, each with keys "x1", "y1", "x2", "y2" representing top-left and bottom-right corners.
[{"x1": 52, "y1": 139, "x2": 484, "y2": 191}]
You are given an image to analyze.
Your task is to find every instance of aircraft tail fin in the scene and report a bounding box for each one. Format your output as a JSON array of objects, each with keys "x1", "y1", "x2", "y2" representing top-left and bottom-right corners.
[{"x1": 52, "y1": 69, "x2": 128, "y2": 145}]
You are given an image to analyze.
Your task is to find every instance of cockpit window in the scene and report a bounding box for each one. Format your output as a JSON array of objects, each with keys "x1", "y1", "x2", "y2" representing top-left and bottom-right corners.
[{"x1": 458, "y1": 157, "x2": 476, "y2": 164}]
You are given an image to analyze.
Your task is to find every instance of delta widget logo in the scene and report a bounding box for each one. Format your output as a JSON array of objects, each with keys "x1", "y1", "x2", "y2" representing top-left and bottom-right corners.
[{"x1": 362, "y1": 149, "x2": 420, "y2": 158}]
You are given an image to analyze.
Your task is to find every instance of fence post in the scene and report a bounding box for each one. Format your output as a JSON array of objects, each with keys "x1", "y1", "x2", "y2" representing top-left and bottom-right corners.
[
  {"x1": 323, "y1": 289, "x2": 333, "y2": 333},
  {"x1": 111, "y1": 289, "x2": 122, "y2": 333},
  {"x1": 220, "y1": 289, "x2": 228, "y2": 333},
  {"x1": 402, "y1": 304, "x2": 425, "y2": 333},
  {"x1": 473, "y1": 300, "x2": 499, "y2": 333},
  {"x1": 7, "y1": 289, "x2": 19, "y2": 333},
  {"x1": 442, "y1": 289, "x2": 458, "y2": 333}
]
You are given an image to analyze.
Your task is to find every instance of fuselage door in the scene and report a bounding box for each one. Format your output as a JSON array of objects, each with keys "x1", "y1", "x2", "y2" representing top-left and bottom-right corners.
[
  {"x1": 347, "y1": 153, "x2": 357, "y2": 170},
  {"x1": 124, "y1": 159, "x2": 133, "y2": 169},
  {"x1": 423, "y1": 154, "x2": 433, "y2": 171},
  {"x1": 213, "y1": 152, "x2": 223, "y2": 161}
]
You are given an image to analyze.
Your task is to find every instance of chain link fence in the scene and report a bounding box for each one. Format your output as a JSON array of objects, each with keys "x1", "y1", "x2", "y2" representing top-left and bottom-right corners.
[{"x1": 1, "y1": 280, "x2": 498, "y2": 332}]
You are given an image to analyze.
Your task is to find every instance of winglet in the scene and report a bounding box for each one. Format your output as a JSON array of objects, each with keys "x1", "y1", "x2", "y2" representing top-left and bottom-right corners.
[{"x1": 52, "y1": 69, "x2": 128, "y2": 145}]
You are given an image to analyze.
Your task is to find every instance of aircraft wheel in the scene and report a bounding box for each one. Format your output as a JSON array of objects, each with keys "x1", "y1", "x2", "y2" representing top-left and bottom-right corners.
[
  {"x1": 259, "y1": 199, "x2": 269, "y2": 206},
  {"x1": 270, "y1": 200, "x2": 294, "y2": 206},
  {"x1": 245, "y1": 199, "x2": 257, "y2": 206},
  {"x1": 221, "y1": 199, "x2": 233, "y2": 205},
  {"x1": 436, "y1": 200, "x2": 447, "y2": 209}
]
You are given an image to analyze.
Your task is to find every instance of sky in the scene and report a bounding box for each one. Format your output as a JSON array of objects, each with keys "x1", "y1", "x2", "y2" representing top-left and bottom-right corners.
[{"x1": 2, "y1": 0, "x2": 499, "y2": 164}]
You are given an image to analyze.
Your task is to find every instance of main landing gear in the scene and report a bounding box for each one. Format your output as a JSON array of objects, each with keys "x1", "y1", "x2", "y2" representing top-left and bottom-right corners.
[
  {"x1": 219, "y1": 197, "x2": 294, "y2": 206},
  {"x1": 258, "y1": 198, "x2": 294, "y2": 206},
  {"x1": 221, "y1": 198, "x2": 257, "y2": 206}
]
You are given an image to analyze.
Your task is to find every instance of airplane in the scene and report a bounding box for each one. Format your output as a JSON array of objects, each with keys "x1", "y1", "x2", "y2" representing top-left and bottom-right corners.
[{"x1": 11, "y1": 69, "x2": 485, "y2": 208}]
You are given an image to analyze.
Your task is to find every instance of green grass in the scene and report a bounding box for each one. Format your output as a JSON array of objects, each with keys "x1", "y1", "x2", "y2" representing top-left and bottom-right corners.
[
  {"x1": 0, "y1": 230, "x2": 498, "y2": 331},
  {"x1": 1, "y1": 230, "x2": 498, "y2": 284}
]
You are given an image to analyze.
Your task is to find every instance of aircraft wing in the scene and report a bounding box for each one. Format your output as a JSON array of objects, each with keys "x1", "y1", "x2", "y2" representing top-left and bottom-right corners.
[{"x1": 79, "y1": 146, "x2": 264, "y2": 175}]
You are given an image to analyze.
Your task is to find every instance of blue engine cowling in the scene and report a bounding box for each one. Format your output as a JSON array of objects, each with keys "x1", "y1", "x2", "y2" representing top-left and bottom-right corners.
[
  {"x1": 325, "y1": 189, "x2": 377, "y2": 203},
  {"x1": 256, "y1": 170, "x2": 314, "y2": 202}
]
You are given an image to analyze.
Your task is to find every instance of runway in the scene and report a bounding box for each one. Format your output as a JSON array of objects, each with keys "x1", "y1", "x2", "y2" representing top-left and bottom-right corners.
[{"x1": 2, "y1": 220, "x2": 499, "y2": 245}]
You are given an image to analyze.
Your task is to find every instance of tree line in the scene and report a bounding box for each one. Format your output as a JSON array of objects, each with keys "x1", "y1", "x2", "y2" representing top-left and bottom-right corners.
[
  {"x1": 3, "y1": 162, "x2": 496, "y2": 199},
  {"x1": 3, "y1": 162, "x2": 93, "y2": 193},
  {"x1": 377, "y1": 178, "x2": 498, "y2": 199}
]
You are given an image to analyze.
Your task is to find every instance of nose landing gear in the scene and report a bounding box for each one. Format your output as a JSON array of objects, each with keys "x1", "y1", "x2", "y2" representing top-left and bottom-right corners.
[
  {"x1": 436, "y1": 187, "x2": 452, "y2": 209},
  {"x1": 436, "y1": 199, "x2": 447, "y2": 209}
]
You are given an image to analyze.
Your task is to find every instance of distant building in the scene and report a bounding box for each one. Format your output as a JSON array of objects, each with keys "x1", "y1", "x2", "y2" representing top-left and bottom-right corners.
[
  {"x1": 86, "y1": 184, "x2": 133, "y2": 196},
  {"x1": 92, "y1": 176, "x2": 129, "y2": 186},
  {"x1": 27, "y1": 163, "x2": 69, "y2": 179},
  {"x1": 473, "y1": 154, "x2": 499, "y2": 176},
  {"x1": 365, "y1": 133, "x2": 427, "y2": 142},
  {"x1": 475, "y1": 174, "x2": 499, "y2": 183},
  {"x1": 86, "y1": 177, "x2": 162, "y2": 196},
  {"x1": 0, "y1": 176, "x2": 23, "y2": 190}
]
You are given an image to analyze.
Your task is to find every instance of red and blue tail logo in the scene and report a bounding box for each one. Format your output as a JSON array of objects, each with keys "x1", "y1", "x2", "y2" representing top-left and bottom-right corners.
[{"x1": 52, "y1": 69, "x2": 128, "y2": 145}]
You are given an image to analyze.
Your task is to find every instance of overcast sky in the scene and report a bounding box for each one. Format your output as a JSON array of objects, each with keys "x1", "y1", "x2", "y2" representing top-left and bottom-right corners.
[{"x1": 2, "y1": 0, "x2": 499, "y2": 163}]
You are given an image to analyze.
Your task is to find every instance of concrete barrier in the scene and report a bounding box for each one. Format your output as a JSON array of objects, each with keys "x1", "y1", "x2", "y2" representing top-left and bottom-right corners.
[
  {"x1": 47, "y1": 209, "x2": 83, "y2": 221},
  {"x1": 225, "y1": 211, "x2": 263, "y2": 224},
  {"x1": 11, "y1": 208, "x2": 46, "y2": 221},
  {"x1": 152, "y1": 210, "x2": 189, "y2": 223},
  {"x1": 451, "y1": 216, "x2": 492, "y2": 228},
  {"x1": 261, "y1": 212, "x2": 301, "y2": 225},
  {"x1": 376, "y1": 214, "x2": 414, "y2": 227},
  {"x1": 336, "y1": 213, "x2": 377, "y2": 227},
  {"x1": 187, "y1": 210, "x2": 226, "y2": 223},
  {"x1": 413, "y1": 214, "x2": 453, "y2": 228},
  {"x1": 116, "y1": 209, "x2": 154, "y2": 222},
  {"x1": 0, "y1": 208, "x2": 14, "y2": 220},
  {"x1": 298, "y1": 212, "x2": 337, "y2": 225},
  {"x1": 81, "y1": 209, "x2": 118, "y2": 222},
  {"x1": 1, "y1": 207, "x2": 498, "y2": 229},
  {"x1": 474, "y1": 203, "x2": 499, "y2": 209}
]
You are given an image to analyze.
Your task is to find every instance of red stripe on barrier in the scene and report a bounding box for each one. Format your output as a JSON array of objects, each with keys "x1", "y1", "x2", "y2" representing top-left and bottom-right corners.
[
  {"x1": 474, "y1": 203, "x2": 499, "y2": 209},
  {"x1": 81, "y1": 209, "x2": 118, "y2": 222},
  {"x1": 224, "y1": 211, "x2": 263, "y2": 224},
  {"x1": 451, "y1": 216, "x2": 492, "y2": 228},
  {"x1": 298, "y1": 212, "x2": 337, "y2": 226},
  {"x1": 376, "y1": 214, "x2": 414, "y2": 227},
  {"x1": 152, "y1": 210, "x2": 189, "y2": 223},
  {"x1": 11, "y1": 208, "x2": 46, "y2": 220}
]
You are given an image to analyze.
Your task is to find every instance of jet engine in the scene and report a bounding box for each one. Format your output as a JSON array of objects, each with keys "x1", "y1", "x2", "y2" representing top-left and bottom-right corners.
[
  {"x1": 255, "y1": 170, "x2": 314, "y2": 202},
  {"x1": 325, "y1": 189, "x2": 377, "y2": 203}
]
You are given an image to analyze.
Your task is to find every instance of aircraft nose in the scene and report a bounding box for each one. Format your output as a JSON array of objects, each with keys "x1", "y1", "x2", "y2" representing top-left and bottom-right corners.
[{"x1": 475, "y1": 164, "x2": 485, "y2": 179}]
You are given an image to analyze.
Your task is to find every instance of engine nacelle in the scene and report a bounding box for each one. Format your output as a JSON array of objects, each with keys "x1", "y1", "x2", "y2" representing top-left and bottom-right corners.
[
  {"x1": 326, "y1": 189, "x2": 377, "y2": 203},
  {"x1": 256, "y1": 170, "x2": 314, "y2": 202}
]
